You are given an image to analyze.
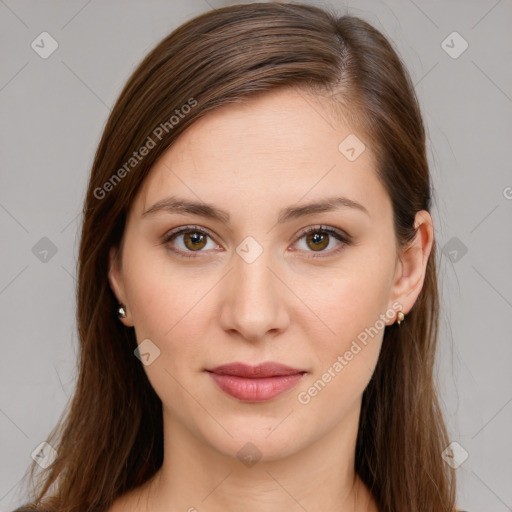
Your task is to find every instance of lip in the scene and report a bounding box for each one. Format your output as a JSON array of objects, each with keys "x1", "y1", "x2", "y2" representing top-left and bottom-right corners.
[{"x1": 206, "y1": 362, "x2": 306, "y2": 402}]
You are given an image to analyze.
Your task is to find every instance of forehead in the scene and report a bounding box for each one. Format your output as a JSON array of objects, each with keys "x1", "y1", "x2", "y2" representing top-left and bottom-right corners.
[{"x1": 135, "y1": 88, "x2": 389, "y2": 221}]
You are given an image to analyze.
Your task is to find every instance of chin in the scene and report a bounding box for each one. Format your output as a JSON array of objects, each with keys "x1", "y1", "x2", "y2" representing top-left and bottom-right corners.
[{"x1": 196, "y1": 415, "x2": 311, "y2": 463}]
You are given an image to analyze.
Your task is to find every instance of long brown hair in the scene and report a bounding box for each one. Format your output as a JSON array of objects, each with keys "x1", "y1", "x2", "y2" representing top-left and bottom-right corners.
[{"x1": 15, "y1": 3, "x2": 457, "y2": 511}]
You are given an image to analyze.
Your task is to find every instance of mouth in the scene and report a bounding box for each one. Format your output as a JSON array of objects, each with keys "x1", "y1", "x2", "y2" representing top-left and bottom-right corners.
[{"x1": 205, "y1": 362, "x2": 307, "y2": 402}]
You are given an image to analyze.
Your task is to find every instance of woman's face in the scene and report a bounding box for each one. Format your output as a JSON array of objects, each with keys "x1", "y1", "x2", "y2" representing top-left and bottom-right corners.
[{"x1": 108, "y1": 87, "x2": 427, "y2": 461}]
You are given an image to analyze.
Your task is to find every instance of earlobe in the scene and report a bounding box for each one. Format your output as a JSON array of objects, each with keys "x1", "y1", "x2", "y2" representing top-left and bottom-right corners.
[{"x1": 108, "y1": 246, "x2": 134, "y2": 327}]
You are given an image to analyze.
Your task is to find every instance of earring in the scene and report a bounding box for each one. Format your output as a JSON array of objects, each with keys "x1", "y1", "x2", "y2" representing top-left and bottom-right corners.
[
  {"x1": 118, "y1": 304, "x2": 127, "y2": 319},
  {"x1": 396, "y1": 310, "x2": 405, "y2": 326}
]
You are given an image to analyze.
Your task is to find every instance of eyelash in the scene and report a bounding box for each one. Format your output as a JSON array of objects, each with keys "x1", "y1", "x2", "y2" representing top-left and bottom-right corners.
[{"x1": 162, "y1": 224, "x2": 351, "y2": 260}]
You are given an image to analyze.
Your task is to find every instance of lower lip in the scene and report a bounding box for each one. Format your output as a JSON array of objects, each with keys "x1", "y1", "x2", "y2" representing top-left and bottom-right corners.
[{"x1": 207, "y1": 372, "x2": 305, "y2": 402}]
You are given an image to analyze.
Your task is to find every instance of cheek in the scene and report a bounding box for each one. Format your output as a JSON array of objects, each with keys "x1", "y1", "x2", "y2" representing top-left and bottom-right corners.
[
  {"x1": 298, "y1": 294, "x2": 385, "y2": 418},
  {"x1": 122, "y1": 245, "x2": 216, "y2": 370},
  {"x1": 121, "y1": 240, "x2": 192, "y2": 334},
  {"x1": 302, "y1": 257, "x2": 391, "y2": 396},
  {"x1": 310, "y1": 258, "x2": 391, "y2": 339}
]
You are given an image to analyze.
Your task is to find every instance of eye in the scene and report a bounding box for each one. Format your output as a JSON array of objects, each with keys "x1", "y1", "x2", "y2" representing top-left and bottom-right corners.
[
  {"x1": 162, "y1": 224, "x2": 351, "y2": 259},
  {"x1": 293, "y1": 225, "x2": 350, "y2": 258},
  {"x1": 162, "y1": 225, "x2": 220, "y2": 259}
]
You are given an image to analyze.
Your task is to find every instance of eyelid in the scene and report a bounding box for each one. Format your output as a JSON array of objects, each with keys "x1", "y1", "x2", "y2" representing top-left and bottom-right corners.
[
  {"x1": 162, "y1": 224, "x2": 222, "y2": 255},
  {"x1": 163, "y1": 224, "x2": 217, "y2": 241},
  {"x1": 294, "y1": 224, "x2": 351, "y2": 243}
]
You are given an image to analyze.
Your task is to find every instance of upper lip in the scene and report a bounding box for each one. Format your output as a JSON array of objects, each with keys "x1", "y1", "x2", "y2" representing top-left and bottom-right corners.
[{"x1": 206, "y1": 362, "x2": 306, "y2": 378}]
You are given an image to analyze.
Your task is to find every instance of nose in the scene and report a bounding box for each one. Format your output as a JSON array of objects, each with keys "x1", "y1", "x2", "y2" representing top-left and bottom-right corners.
[{"x1": 218, "y1": 247, "x2": 290, "y2": 343}]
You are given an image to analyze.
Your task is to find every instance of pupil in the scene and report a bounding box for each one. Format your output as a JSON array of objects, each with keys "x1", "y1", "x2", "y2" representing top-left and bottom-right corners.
[
  {"x1": 309, "y1": 232, "x2": 328, "y2": 251},
  {"x1": 186, "y1": 232, "x2": 205, "y2": 250},
  {"x1": 313, "y1": 234, "x2": 322, "y2": 244}
]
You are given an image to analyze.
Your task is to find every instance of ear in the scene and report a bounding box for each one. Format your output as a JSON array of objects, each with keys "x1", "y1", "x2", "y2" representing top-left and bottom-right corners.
[
  {"x1": 108, "y1": 246, "x2": 133, "y2": 327},
  {"x1": 388, "y1": 210, "x2": 434, "y2": 319}
]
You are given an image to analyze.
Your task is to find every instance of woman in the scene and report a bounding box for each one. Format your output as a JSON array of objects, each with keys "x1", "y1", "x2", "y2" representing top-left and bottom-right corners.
[{"x1": 14, "y1": 2, "x2": 464, "y2": 511}]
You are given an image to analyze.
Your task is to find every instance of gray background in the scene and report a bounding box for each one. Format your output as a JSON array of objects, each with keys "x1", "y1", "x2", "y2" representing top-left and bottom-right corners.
[{"x1": 1, "y1": 0, "x2": 511, "y2": 510}]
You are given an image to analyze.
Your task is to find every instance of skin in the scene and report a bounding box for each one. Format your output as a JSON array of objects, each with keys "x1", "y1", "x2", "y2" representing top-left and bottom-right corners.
[{"x1": 107, "y1": 87, "x2": 434, "y2": 512}]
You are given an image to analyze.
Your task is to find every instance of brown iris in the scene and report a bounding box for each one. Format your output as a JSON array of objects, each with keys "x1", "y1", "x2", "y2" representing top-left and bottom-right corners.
[
  {"x1": 183, "y1": 231, "x2": 207, "y2": 251},
  {"x1": 306, "y1": 231, "x2": 329, "y2": 251}
]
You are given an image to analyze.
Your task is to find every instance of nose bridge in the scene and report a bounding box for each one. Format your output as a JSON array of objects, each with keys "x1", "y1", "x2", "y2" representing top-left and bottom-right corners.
[
  {"x1": 219, "y1": 238, "x2": 289, "y2": 340},
  {"x1": 235, "y1": 246, "x2": 276, "y2": 304}
]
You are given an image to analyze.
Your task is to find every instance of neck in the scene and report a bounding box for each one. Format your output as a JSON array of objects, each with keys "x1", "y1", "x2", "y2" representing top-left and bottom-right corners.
[{"x1": 140, "y1": 401, "x2": 377, "y2": 512}]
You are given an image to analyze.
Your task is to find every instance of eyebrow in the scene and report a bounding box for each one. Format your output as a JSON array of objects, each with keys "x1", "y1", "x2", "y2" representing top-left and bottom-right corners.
[{"x1": 141, "y1": 195, "x2": 370, "y2": 223}]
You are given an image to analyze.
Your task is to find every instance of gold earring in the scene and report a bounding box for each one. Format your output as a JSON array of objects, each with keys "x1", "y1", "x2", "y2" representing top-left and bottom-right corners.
[
  {"x1": 118, "y1": 304, "x2": 127, "y2": 319},
  {"x1": 396, "y1": 310, "x2": 405, "y2": 326}
]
